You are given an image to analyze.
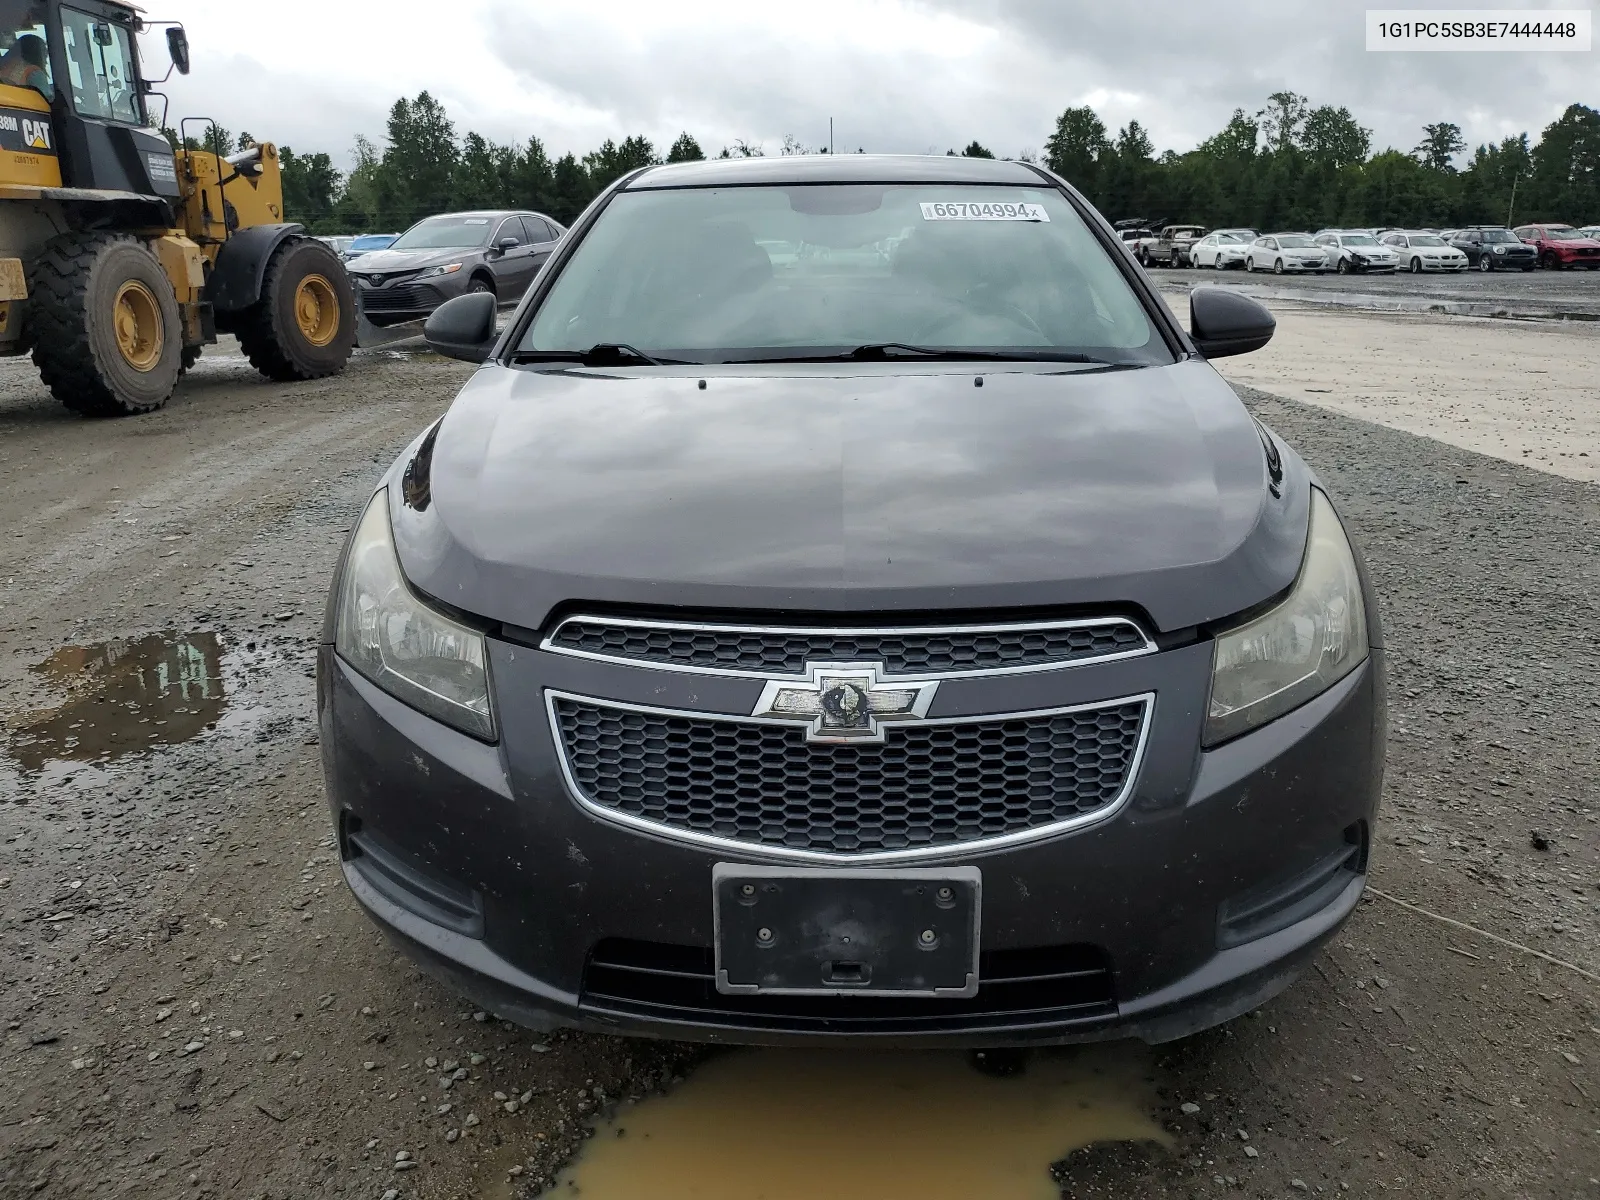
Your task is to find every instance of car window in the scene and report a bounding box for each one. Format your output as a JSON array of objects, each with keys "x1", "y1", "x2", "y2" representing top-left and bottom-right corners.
[
  {"x1": 522, "y1": 215, "x2": 557, "y2": 243},
  {"x1": 519, "y1": 183, "x2": 1173, "y2": 366},
  {"x1": 493, "y1": 217, "x2": 526, "y2": 246},
  {"x1": 391, "y1": 216, "x2": 495, "y2": 251},
  {"x1": 1278, "y1": 235, "x2": 1315, "y2": 248}
]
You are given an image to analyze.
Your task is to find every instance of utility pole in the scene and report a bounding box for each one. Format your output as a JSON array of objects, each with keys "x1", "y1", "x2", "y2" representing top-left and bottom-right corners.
[
  {"x1": 829, "y1": 118, "x2": 834, "y2": 155},
  {"x1": 1506, "y1": 172, "x2": 1519, "y2": 228}
]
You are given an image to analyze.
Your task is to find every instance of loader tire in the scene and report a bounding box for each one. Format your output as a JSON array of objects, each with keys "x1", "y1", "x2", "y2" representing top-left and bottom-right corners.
[
  {"x1": 236, "y1": 237, "x2": 355, "y2": 382},
  {"x1": 27, "y1": 232, "x2": 182, "y2": 417}
]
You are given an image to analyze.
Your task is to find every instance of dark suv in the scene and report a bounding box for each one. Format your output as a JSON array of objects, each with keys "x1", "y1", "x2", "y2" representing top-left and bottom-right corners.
[
  {"x1": 349, "y1": 211, "x2": 566, "y2": 326},
  {"x1": 1447, "y1": 227, "x2": 1537, "y2": 272}
]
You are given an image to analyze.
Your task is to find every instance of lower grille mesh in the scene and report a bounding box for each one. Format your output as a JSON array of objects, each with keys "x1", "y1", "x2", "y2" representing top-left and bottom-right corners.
[
  {"x1": 553, "y1": 696, "x2": 1147, "y2": 856},
  {"x1": 583, "y1": 939, "x2": 1117, "y2": 1032}
]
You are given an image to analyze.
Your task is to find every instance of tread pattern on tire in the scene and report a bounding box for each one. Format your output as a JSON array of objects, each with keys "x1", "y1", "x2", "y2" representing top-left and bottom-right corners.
[
  {"x1": 26, "y1": 232, "x2": 178, "y2": 416},
  {"x1": 236, "y1": 237, "x2": 355, "y2": 383}
]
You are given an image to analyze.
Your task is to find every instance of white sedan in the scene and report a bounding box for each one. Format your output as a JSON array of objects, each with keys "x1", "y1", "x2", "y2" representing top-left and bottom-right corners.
[
  {"x1": 1244, "y1": 234, "x2": 1329, "y2": 274},
  {"x1": 1313, "y1": 231, "x2": 1401, "y2": 274},
  {"x1": 1380, "y1": 231, "x2": 1469, "y2": 272},
  {"x1": 1189, "y1": 230, "x2": 1258, "y2": 270}
]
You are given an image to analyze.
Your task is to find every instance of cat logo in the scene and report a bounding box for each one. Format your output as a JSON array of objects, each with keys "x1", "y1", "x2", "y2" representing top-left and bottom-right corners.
[{"x1": 21, "y1": 118, "x2": 50, "y2": 151}]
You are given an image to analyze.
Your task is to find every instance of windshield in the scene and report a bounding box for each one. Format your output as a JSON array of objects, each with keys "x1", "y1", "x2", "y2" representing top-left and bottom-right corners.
[
  {"x1": 350, "y1": 235, "x2": 396, "y2": 250},
  {"x1": 1341, "y1": 234, "x2": 1379, "y2": 246},
  {"x1": 1217, "y1": 230, "x2": 1254, "y2": 242},
  {"x1": 1277, "y1": 235, "x2": 1315, "y2": 248},
  {"x1": 1479, "y1": 230, "x2": 1518, "y2": 243},
  {"x1": 1544, "y1": 227, "x2": 1581, "y2": 240},
  {"x1": 1410, "y1": 235, "x2": 1447, "y2": 247},
  {"x1": 519, "y1": 184, "x2": 1172, "y2": 365},
  {"x1": 391, "y1": 217, "x2": 494, "y2": 251}
]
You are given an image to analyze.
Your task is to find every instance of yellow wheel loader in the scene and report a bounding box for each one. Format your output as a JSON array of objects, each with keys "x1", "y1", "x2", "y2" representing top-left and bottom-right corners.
[{"x1": 0, "y1": 0, "x2": 355, "y2": 416}]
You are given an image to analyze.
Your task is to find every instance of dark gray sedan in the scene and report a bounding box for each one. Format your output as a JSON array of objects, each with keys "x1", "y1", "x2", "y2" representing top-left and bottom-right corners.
[
  {"x1": 319, "y1": 155, "x2": 1385, "y2": 1046},
  {"x1": 348, "y1": 210, "x2": 564, "y2": 326}
]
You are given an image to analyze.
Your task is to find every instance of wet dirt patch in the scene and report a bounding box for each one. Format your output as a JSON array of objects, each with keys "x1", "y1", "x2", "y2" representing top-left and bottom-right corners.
[
  {"x1": 553, "y1": 1045, "x2": 1168, "y2": 1200},
  {"x1": 5, "y1": 631, "x2": 227, "y2": 774}
]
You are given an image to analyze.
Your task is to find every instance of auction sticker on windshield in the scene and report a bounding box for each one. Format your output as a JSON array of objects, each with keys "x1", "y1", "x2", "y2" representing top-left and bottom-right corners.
[{"x1": 920, "y1": 201, "x2": 1050, "y2": 222}]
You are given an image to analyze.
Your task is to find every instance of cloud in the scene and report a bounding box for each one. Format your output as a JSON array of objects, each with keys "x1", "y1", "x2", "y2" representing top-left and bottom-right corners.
[{"x1": 141, "y1": 0, "x2": 1590, "y2": 172}]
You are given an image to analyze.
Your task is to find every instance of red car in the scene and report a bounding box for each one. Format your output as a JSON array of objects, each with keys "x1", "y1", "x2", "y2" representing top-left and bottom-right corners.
[{"x1": 1514, "y1": 224, "x2": 1600, "y2": 270}]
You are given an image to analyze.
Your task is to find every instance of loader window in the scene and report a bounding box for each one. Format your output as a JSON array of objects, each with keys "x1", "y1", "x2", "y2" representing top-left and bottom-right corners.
[
  {"x1": 0, "y1": 3, "x2": 54, "y2": 100},
  {"x1": 60, "y1": 8, "x2": 142, "y2": 125}
]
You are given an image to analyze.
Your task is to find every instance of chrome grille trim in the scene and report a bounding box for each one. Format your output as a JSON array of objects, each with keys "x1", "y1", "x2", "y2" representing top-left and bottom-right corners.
[
  {"x1": 540, "y1": 614, "x2": 1156, "y2": 679},
  {"x1": 545, "y1": 689, "x2": 1155, "y2": 864}
]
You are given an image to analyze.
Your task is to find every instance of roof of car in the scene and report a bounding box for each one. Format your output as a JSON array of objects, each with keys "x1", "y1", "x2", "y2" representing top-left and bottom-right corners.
[
  {"x1": 624, "y1": 154, "x2": 1047, "y2": 189},
  {"x1": 420, "y1": 210, "x2": 527, "y2": 219}
]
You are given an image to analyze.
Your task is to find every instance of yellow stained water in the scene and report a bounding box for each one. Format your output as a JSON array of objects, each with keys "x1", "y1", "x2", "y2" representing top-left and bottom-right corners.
[{"x1": 556, "y1": 1047, "x2": 1167, "y2": 1200}]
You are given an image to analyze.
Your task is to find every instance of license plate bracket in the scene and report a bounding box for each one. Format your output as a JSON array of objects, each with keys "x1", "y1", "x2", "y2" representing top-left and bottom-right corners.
[{"x1": 712, "y1": 863, "x2": 981, "y2": 997}]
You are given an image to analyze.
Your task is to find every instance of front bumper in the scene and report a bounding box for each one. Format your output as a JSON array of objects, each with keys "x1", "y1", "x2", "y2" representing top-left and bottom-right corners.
[
  {"x1": 320, "y1": 639, "x2": 1384, "y2": 1046},
  {"x1": 354, "y1": 276, "x2": 470, "y2": 325},
  {"x1": 1413, "y1": 259, "x2": 1468, "y2": 272}
]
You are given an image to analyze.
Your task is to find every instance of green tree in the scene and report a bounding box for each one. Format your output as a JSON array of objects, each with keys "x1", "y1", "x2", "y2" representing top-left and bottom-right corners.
[
  {"x1": 1256, "y1": 91, "x2": 1309, "y2": 155},
  {"x1": 455, "y1": 132, "x2": 514, "y2": 209},
  {"x1": 1044, "y1": 105, "x2": 1110, "y2": 192},
  {"x1": 279, "y1": 146, "x2": 341, "y2": 228},
  {"x1": 549, "y1": 153, "x2": 592, "y2": 225},
  {"x1": 510, "y1": 136, "x2": 556, "y2": 213},
  {"x1": 375, "y1": 92, "x2": 458, "y2": 229},
  {"x1": 1303, "y1": 106, "x2": 1370, "y2": 169},
  {"x1": 583, "y1": 135, "x2": 658, "y2": 191},
  {"x1": 1414, "y1": 122, "x2": 1467, "y2": 171},
  {"x1": 960, "y1": 140, "x2": 994, "y2": 158},
  {"x1": 666, "y1": 132, "x2": 704, "y2": 162},
  {"x1": 1528, "y1": 103, "x2": 1600, "y2": 219}
]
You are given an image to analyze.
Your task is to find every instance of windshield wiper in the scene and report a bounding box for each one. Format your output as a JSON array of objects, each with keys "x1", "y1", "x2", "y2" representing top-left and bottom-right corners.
[
  {"x1": 724, "y1": 344, "x2": 1119, "y2": 365},
  {"x1": 511, "y1": 344, "x2": 684, "y2": 367}
]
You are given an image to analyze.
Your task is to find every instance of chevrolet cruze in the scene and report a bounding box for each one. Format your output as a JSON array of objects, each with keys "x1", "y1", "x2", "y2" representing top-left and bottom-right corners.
[{"x1": 319, "y1": 155, "x2": 1385, "y2": 1045}]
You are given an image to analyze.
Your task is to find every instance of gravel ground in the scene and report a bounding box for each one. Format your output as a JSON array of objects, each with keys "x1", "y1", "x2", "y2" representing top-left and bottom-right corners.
[
  {"x1": 1149, "y1": 264, "x2": 1600, "y2": 321},
  {"x1": 0, "y1": 325, "x2": 1596, "y2": 1199}
]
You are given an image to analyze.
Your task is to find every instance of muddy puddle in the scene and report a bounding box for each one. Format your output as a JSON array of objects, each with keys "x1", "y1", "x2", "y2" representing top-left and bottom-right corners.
[
  {"x1": 6, "y1": 631, "x2": 228, "y2": 773},
  {"x1": 553, "y1": 1046, "x2": 1166, "y2": 1200}
]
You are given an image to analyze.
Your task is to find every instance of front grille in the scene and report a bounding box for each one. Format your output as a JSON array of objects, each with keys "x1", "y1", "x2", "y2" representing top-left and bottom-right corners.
[
  {"x1": 551, "y1": 695, "x2": 1148, "y2": 858},
  {"x1": 582, "y1": 938, "x2": 1116, "y2": 1032},
  {"x1": 359, "y1": 284, "x2": 436, "y2": 312},
  {"x1": 545, "y1": 616, "x2": 1151, "y2": 677}
]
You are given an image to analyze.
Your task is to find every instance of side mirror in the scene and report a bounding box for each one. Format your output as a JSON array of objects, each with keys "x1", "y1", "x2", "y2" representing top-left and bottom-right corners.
[
  {"x1": 1189, "y1": 286, "x2": 1275, "y2": 359},
  {"x1": 423, "y1": 292, "x2": 498, "y2": 364},
  {"x1": 166, "y1": 26, "x2": 191, "y2": 75},
  {"x1": 495, "y1": 237, "x2": 519, "y2": 253}
]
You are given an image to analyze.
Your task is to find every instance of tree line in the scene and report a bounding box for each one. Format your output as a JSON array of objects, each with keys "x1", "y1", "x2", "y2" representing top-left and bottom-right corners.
[{"x1": 168, "y1": 92, "x2": 1599, "y2": 236}]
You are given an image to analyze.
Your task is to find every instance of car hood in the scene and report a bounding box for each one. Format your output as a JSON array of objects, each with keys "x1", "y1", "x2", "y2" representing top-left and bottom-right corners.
[
  {"x1": 386, "y1": 361, "x2": 1310, "y2": 634},
  {"x1": 345, "y1": 246, "x2": 478, "y2": 274}
]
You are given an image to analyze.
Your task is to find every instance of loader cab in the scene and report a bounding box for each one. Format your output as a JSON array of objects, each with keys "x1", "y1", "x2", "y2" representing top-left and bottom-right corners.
[{"x1": 0, "y1": 0, "x2": 181, "y2": 200}]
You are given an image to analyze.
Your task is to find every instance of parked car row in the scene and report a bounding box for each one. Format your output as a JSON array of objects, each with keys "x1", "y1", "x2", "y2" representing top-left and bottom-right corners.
[
  {"x1": 315, "y1": 233, "x2": 401, "y2": 262},
  {"x1": 1162, "y1": 223, "x2": 1599, "y2": 274}
]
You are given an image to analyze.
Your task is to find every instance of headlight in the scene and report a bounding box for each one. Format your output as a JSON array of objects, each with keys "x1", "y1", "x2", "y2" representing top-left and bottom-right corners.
[
  {"x1": 1205, "y1": 489, "x2": 1368, "y2": 746},
  {"x1": 417, "y1": 262, "x2": 465, "y2": 279},
  {"x1": 335, "y1": 489, "x2": 495, "y2": 739},
  {"x1": 1493, "y1": 245, "x2": 1506, "y2": 254}
]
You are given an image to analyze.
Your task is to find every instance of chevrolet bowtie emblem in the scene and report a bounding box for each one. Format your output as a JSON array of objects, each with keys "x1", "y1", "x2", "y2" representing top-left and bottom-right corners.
[{"x1": 751, "y1": 663, "x2": 939, "y2": 743}]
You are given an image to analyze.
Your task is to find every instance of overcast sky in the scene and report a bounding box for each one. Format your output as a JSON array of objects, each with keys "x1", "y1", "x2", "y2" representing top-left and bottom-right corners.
[{"x1": 146, "y1": 0, "x2": 1593, "y2": 169}]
